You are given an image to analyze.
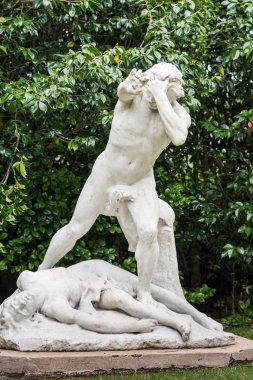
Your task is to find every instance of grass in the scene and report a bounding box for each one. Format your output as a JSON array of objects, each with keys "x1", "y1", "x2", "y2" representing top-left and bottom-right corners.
[
  {"x1": 65, "y1": 366, "x2": 253, "y2": 380},
  {"x1": 228, "y1": 325, "x2": 253, "y2": 340}
]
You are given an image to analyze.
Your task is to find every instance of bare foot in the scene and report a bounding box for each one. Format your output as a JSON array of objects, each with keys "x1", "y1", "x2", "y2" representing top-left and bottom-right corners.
[
  {"x1": 138, "y1": 293, "x2": 172, "y2": 314},
  {"x1": 138, "y1": 292, "x2": 158, "y2": 306},
  {"x1": 38, "y1": 263, "x2": 47, "y2": 271},
  {"x1": 136, "y1": 319, "x2": 157, "y2": 333},
  {"x1": 198, "y1": 313, "x2": 223, "y2": 332},
  {"x1": 177, "y1": 315, "x2": 192, "y2": 342}
]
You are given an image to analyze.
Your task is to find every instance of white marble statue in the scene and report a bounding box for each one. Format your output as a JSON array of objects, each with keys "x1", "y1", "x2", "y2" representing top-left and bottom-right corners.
[
  {"x1": 0, "y1": 63, "x2": 236, "y2": 352},
  {"x1": 0, "y1": 259, "x2": 223, "y2": 341},
  {"x1": 39, "y1": 63, "x2": 191, "y2": 305}
]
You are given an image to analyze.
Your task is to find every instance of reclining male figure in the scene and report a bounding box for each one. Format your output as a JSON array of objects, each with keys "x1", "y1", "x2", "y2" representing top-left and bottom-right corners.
[{"x1": 0, "y1": 260, "x2": 222, "y2": 339}]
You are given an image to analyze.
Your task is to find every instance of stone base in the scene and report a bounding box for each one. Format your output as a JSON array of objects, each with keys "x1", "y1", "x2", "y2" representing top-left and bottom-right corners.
[{"x1": 0, "y1": 336, "x2": 252, "y2": 378}]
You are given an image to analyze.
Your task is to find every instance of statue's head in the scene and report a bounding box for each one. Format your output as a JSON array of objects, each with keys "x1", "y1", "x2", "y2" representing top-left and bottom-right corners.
[
  {"x1": 146, "y1": 62, "x2": 182, "y2": 80},
  {"x1": 146, "y1": 62, "x2": 184, "y2": 101},
  {"x1": 0, "y1": 290, "x2": 37, "y2": 330}
]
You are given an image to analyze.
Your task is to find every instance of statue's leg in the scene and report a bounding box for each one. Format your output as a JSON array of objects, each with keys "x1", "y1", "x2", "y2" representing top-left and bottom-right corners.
[
  {"x1": 117, "y1": 202, "x2": 138, "y2": 252},
  {"x1": 83, "y1": 260, "x2": 222, "y2": 332},
  {"x1": 153, "y1": 200, "x2": 184, "y2": 298},
  {"x1": 150, "y1": 284, "x2": 223, "y2": 331},
  {"x1": 39, "y1": 167, "x2": 111, "y2": 269},
  {"x1": 117, "y1": 198, "x2": 184, "y2": 298},
  {"x1": 127, "y1": 177, "x2": 160, "y2": 303},
  {"x1": 100, "y1": 288, "x2": 191, "y2": 341},
  {"x1": 41, "y1": 297, "x2": 156, "y2": 334}
]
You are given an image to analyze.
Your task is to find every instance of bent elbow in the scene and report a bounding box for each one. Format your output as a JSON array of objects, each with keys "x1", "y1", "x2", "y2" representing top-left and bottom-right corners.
[
  {"x1": 172, "y1": 134, "x2": 187, "y2": 146},
  {"x1": 117, "y1": 85, "x2": 134, "y2": 102},
  {"x1": 117, "y1": 83, "x2": 124, "y2": 98}
]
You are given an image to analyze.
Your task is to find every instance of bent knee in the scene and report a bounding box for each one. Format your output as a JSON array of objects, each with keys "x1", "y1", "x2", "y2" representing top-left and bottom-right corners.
[
  {"x1": 66, "y1": 221, "x2": 84, "y2": 240},
  {"x1": 138, "y1": 227, "x2": 158, "y2": 244},
  {"x1": 159, "y1": 201, "x2": 175, "y2": 226},
  {"x1": 103, "y1": 290, "x2": 124, "y2": 309},
  {"x1": 166, "y1": 205, "x2": 175, "y2": 223}
]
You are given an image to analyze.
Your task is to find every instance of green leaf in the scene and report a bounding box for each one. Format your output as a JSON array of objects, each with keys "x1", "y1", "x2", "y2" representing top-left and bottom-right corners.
[
  {"x1": 20, "y1": 161, "x2": 27, "y2": 178},
  {"x1": 233, "y1": 50, "x2": 240, "y2": 60},
  {"x1": 31, "y1": 102, "x2": 39, "y2": 113},
  {"x1": 0, "y1": 45, "x2": 7, "y2": 54},
  {"x1": 140, "y1": 9, "x2": 149, "y2": 17},
  {"x1": 39, "y1": 102, "x2": 47, "y2": 112},
  {"x1": 173, "y1": 5, "x2": 180, "y2": 13},
  {"x1": 0, "y1": 261, "x2": 7, "y2": 270}
]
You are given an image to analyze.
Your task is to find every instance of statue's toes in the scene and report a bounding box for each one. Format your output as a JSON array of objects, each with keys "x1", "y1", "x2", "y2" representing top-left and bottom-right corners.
[
  {"x1": 213, "y1": 321, "x2": 223, "y2": 332},
  {"x1": 178, "y1": 317, "x2": 192, "y2": 342},
  {"x1": 202, "y1": 314, "x2": 223, "y2": 332},
  {"x1": 182, "y1": 330, "x2": 191, "y2": 342}
]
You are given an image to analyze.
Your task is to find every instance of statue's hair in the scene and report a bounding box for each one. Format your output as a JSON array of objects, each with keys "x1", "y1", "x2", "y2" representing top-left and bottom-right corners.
[
  {"x1": 0, "y1": 290, "x2": 34, "y2": 330},
  {"x1": 146, "y1": 62, "x2": 182, "y2": 80},
  {"x1": 0, "y1": 297, "x2": 17, "y2": 329}
]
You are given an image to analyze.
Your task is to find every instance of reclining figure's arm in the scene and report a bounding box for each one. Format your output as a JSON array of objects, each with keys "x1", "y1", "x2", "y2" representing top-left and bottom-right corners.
[{"x1": 41, "y1": 296, "x2": 155, "y2": 334}]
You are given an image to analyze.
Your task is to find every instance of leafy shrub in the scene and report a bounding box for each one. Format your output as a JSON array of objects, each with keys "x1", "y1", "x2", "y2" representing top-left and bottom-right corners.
[{"x1": 184, "y1": 284, "x2": 216, "y2": 305}]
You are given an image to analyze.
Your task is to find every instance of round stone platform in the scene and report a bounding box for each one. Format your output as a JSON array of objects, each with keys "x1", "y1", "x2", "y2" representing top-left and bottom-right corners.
[{"x1": 0, "y1": 336, "x2": 253, "y2": 379}]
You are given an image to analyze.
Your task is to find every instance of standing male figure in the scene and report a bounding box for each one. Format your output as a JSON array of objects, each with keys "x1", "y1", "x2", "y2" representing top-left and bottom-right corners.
[{"x1": 39, "y1": 62, "x2": 191, "y2": 304}]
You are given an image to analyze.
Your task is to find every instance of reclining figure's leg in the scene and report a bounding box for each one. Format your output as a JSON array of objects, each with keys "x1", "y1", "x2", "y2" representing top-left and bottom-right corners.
[
  {"x1": 100, "y1": 288, "x2": 192, "y2": 341},
  {"x1": 150, "y1": 284, "x2": 223, "y2": 332},
  {"x1": 84, "y1": 260, "x2": 223, "y2": 331}
]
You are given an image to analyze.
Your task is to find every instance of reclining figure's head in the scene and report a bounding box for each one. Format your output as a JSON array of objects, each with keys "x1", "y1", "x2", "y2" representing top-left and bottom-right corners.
[{"x1": 0, "y1": 290, "x2": 37, "y2": 330}]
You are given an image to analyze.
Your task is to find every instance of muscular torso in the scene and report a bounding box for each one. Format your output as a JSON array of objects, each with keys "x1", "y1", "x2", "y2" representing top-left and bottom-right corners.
[
  {"x1": 102, "y1": 95, "x2": 170, "y2": 184},
  {"x1": 18, "y1": 261, "x2": 137, "y2": 310}
]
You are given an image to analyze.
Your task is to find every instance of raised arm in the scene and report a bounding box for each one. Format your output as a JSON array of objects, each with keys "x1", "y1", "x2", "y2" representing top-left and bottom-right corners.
[
  {"x1": 147, "y1": 78, "x2": 191, "y2": 146},
  {"x1": 117, "y1": 68, "x2": 148, "y2": 103}
]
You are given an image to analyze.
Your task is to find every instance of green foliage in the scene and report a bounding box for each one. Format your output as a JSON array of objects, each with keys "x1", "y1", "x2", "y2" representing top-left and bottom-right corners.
[
  {"x1": 0, "y1": 0, "x2": 252, "y2": 309},
  {"x1": 228, "y1": 324, "x2": 253, "y2": 340},
  {"x1": 184, "y1": 284, "x2": 216, "y2": 305},
  {"x1": 239, "y1": 299, "x2": 252, "y2": 316},
  {"x1": 222, "y1": 313, "x2": 252, "y2": 329}
]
